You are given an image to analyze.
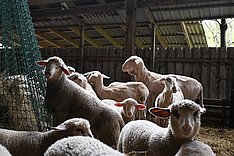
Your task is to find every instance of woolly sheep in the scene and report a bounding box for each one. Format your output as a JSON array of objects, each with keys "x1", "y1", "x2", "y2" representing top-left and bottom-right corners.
[
  {"x1": 175, "y1": 140, "x2": 215, "y2": 156},
  {"x1": 86, "y1": 70, "x2": 149, "y2": 105},
  {"x1": 37, "y1": 56, "x2": 125, "y2": 147},
  {"x1": 122, "y1": 55, "x2": 204, "y2": 110},
  {"x1": 44, "y1": 136, "x2": 125, "y2": 156},
  {"x1": 117, "y1": 99, "x2": 206, "y2": 156},
  {"x1": 154, "y1": 75, "x2": 184, "y2": 127},
  {"x1": 102, "y1": 98, "x2": 146, "y2": 123},
  {"x1": 44, "y1": 136, "x2": 153, "y2": 156},
  {"x1": 67, "y1": 72, "x2": 97, "y2": 96},
  {"x1": 0, "y1": 118, "x2": 93, "y2": 156},
  {"x1": 0, "y1": 144, "x2": 11, "y2": 156}
]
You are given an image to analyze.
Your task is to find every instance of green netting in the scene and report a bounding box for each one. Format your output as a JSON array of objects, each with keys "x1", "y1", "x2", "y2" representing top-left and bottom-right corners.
[{"x1": 0, "y1": 0, "x2": 52, "y2": 131}]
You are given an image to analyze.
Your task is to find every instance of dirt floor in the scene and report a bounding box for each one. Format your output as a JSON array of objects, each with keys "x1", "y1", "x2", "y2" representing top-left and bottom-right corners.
[{"x1": 195, "y1": 123, "x2": 234, "y2": 156}]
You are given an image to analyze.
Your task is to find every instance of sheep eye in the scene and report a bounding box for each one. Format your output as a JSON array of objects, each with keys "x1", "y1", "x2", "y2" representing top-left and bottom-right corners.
[{"x1": 172, "y1": 110, "x2": 180, "y2": 119}]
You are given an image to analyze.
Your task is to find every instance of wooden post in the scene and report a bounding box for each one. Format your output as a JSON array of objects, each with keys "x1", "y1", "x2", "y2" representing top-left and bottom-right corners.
[
  {"x1": 230, "y1": 63, "x2": 234, "y2": 128},
  {"x1": 124, "y1": 0, "x2": 136, "y2": 81},
  {"x1": 151, "y1": 23, "x2": 156, "y2": 71},
  {"x1": 220, "y1": 18, "x2": 227, "y2": 47},
  {"x1": 80, "y1": 26, "x2": 85, "y2": 73}
]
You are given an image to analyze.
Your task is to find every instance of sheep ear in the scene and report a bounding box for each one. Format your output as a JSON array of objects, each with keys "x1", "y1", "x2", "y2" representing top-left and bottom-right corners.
[
  {"x1": 51, "y1": 124, "x2": 67, "y2": 131},
  {"x1": 176, "y1": 77, "x2": 187, "y2": 82},
  {"x1": 134, "y1": 58, "x2": 141, "y2": 65},
  {"x1": 136, "y1": 104, "x2": 146, "y2": 110},
  {"x1": 102, "y1": 74, "x2": 110, "y2": 79},
  {"x1": 149, "y1": 107, "x2": 171, "y2": 118},
  {"x1": 114, "y1": 102, "x2": 124, "y2": 107},
  {"x1": 37, "y1": 60, "x2": 48, "y2": 66},
  {"x1": 60, "y1": 65, "x2": 70, "y2": 75}
]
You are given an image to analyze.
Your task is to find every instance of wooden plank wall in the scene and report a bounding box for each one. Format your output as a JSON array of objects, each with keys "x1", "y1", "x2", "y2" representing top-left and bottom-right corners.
[{"x1": 41, "y1": 47, "x2": 234, "y2": 101}]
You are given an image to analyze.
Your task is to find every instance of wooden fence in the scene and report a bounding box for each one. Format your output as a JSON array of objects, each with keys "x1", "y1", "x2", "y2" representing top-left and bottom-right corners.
[{"x1": 41, "y1": 47, "x2": 234, "y2": 126}]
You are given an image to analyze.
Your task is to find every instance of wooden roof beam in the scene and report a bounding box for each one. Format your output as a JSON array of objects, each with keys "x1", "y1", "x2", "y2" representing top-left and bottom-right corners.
[
  {"x1": 144, "y1": 8, "x2": 167, "y2": 48},
  {"x1": 180, "y1": 22, "x2": 193, "y2": 48},
  {"x1": 94, "y1": 26, "x2": 122, "y2": 48},
  {"x1": 28, "y1": 0, "x2": 75, "y2": 6},
  {"x1": 36, "y1": 31, "x2": 63, "y2": 48},
  {"x1": 48, "y1": 28, "x2": 80, "y2": 47},
  {"x1": 69, "y1": 26, "x2": 101, "y2": 48},
  {"x1": 120, "y1": 25, "x2": 144, "y2": 48},
  {"x1": 31, "y1": 2, "x2": 125, "y2": 18}
]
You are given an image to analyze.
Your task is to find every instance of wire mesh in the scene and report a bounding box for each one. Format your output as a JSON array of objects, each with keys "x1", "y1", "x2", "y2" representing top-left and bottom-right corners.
[{"x1": 0, "y1": 0, "x2": 52, "y2": 131}]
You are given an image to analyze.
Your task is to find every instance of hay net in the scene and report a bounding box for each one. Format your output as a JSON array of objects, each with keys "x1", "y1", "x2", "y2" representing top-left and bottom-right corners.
[{"x1": 0, "y1": 0, "x2": 52, "y2": 131}]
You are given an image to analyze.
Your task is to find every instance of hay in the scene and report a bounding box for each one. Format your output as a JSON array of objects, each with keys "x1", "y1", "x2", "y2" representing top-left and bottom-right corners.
[{"x1": 196, "y1": 125, "x2": 234, "y2": 156}]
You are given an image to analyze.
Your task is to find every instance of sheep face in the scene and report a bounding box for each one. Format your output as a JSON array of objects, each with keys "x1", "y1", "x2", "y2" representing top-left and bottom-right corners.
[
  {"x1": 162, "y1": 76, "x2": 179, "y2": 93},
  {"x1": 51, "y1": 118, "x2": 94, "y2": 138},
  {"x1": 115, "y1": 98, "x2": 146, "y2": 119},
  {"x1": 122, "y1": 56, "x2": 142, "y2": 75},
  {"x1": 149, "y1": 99, "x2": 202, "y2": 140},
  {"x1": 37, "y1": 56, "x2": 70, "y2": 80}
]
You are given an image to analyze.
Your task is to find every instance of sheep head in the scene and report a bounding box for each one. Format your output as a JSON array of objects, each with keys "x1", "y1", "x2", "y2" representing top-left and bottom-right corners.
[
  {"x1": 51, "y1": 118, "x2": 93, "y2": 138},
  {"x1": 149, "y1": 99, "x2": 204, "y2": 141},
  {"x1": 37, "y1": 56, "x2": 70, "y2": 80}
]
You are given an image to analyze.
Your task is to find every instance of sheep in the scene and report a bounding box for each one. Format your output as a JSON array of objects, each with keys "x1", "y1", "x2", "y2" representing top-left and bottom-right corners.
[
  {"x1": 154, "y1": 75, "x2": 184, "y2": 127},
  {"x1": 37, "y1": 56, "x2": 125, "y2": 147},
  {"x1": 44, "y1": 136, "x2": 126, "y2": 156},
  {"x1": 102, "y1": 98, "x2": 147, "y2": 123},
  {"x1": 67, "y1": 72, "x2": 97, "y2": 96},
  {"x1": 44, "y1": 136, "x2": 153, "y2": 156},
  {"x1": 0, "y1": 144, "x2": 12, "y2": 156},
  {"x1": 0, "y1": 118, "x2": 93, "y2": 156},
  {"x1": 122, "y1": 55, "x2": 204, "y2": 112},
  {"x1": 175, "y1": 140, "x2": 215, "y2": 156},
  {"x1": 86, "y1": 71, "x2": 149, "y2": 104},
  {"x1": 117, "y1": 99, "x2": 206, "y2": 156}
]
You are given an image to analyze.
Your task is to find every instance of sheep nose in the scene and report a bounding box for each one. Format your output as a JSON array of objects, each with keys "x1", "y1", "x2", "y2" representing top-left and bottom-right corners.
[
  {"x1": 128, "y1": 112, "x2": 133, "y2": 117},
  {"x1": 182, "y1": 124, "x2": 192, "y2": 134},
  {"x1": 172, "y1": 86, "x2": 177, "y2": 93}
]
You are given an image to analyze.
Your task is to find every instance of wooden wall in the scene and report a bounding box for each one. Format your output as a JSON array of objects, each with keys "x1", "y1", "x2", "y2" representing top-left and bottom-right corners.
[{"x1": 41, "y1": 47, "x2": 234, "y2": 101}]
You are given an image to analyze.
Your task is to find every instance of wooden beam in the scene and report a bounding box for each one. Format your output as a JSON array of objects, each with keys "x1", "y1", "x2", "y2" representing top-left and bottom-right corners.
[
  {"x1": 180, "y1": 22, "x2": 193, "y2": 48},
  {"x1": 125, "y1": 0, "x2": 136, "y2": 56},
  {"x1": 136, "y1": 0, "x2": 225, "y2": 8},
  {"x1": 28, "y1": 0, "x2": 75, "y2": 6},
  {"x1": 48, "y1": 28, "x2": 80, "y2": 47},
  {"x1": 80, "y1": 26, "x2": 85, "y2": 73},
  {"x1": 31, "y1": 2, "x2": 125, "y2": 18},
  {"x1": 151, "y1": 24, "x2": 156, "y2": 71},
  {"x1": 94, "y1": 26, "x2": 122, "y2": 48},
  {"x1": 69, "y1": 27, "x2": 101, "y2": 48},
  {"x1": 144, "y1": 8, "x2": 167, "y2": 47},
  {"x1": 120, "y1": 25, "x2": 144, "y2": 48},
  {"x1": 36, "y1": 31, "x2": 63, "y2": 48}
]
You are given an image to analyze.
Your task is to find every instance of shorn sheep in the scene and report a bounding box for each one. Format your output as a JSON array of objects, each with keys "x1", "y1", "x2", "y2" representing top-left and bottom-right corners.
[
  {"x1": 102, "y1": 98, "x2": 146, "y2": 123},
  {"x1": 86, "y1": 70, "x2": 149, "y2": 105},
  {"x1": 117, "y1": 99, "x2": 206, "y2": 156},
  {"x1": 67, "y1": 72, "x2": 97, "y2": 96},
  {"x1": 175, "y1": 140, "x2": 215, "y2": 156},
  {"x1": 0, "y1": 118, "x2": 93, "y2": 156},
  {"x1": 154, "y1": 75, "x2": 184, "y2": 127},
  {"x1": 37, "y1": 56, "x2": 125, "y2": 147},
  {"x1": 122, "y1": 55, "x2": 204, "y2": 110}
]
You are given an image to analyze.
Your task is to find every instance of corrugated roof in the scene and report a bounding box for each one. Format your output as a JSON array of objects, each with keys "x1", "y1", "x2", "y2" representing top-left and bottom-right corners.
[{"x1": 2, "y1": 0, "x2": 233, "y2": 48}]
